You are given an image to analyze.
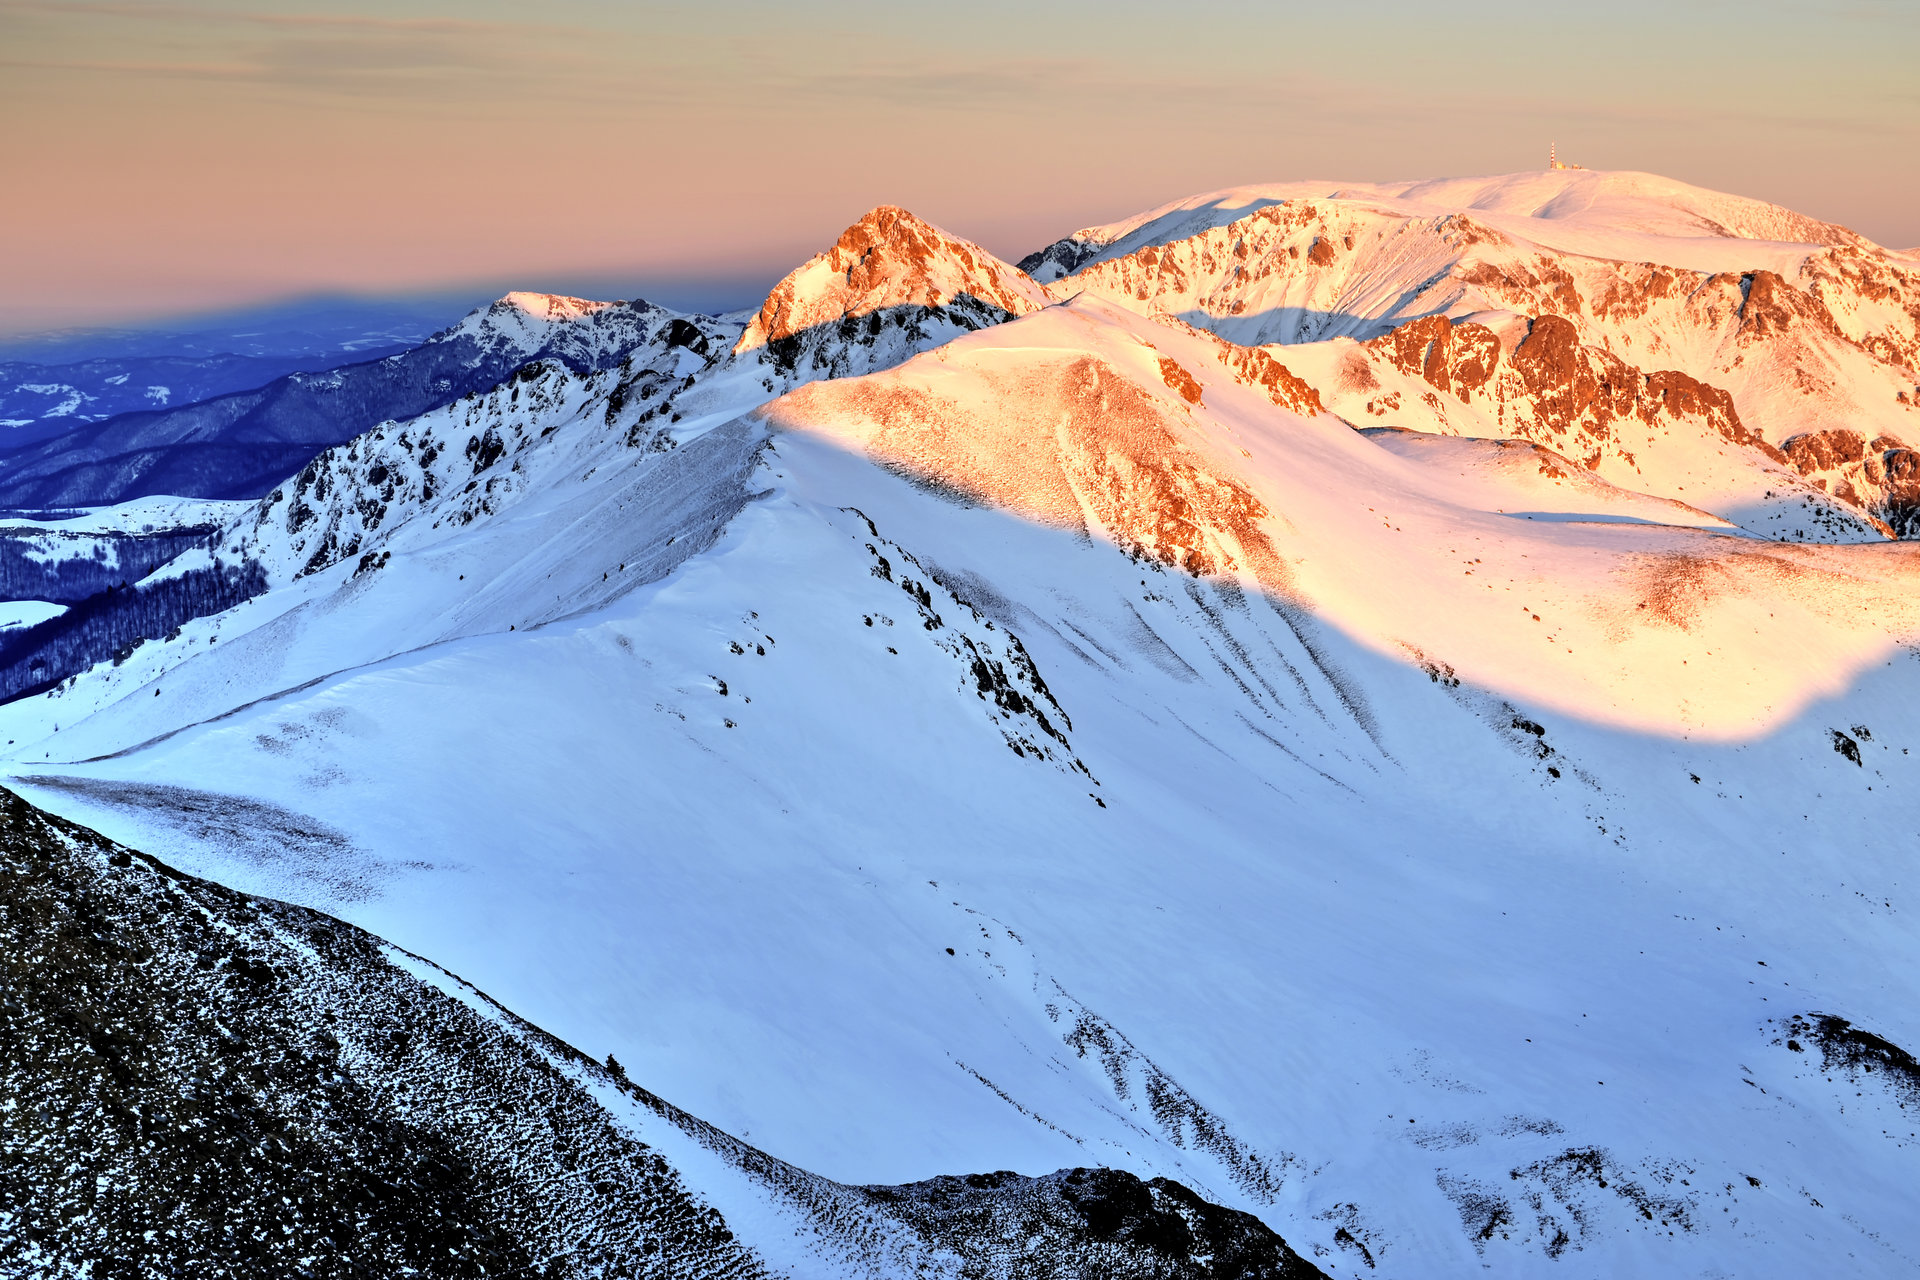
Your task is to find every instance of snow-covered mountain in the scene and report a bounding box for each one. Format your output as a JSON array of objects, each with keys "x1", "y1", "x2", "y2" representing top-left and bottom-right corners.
[
  {"x1": 0, "y1": 293, "x2": 683, "y2": 512},
  {"x1": 1027, "y1": 171, "x2": 1920, "y2": 539},
  {"x1": 5, "y1": 172, "x2": 1920, "y2": 1279}
]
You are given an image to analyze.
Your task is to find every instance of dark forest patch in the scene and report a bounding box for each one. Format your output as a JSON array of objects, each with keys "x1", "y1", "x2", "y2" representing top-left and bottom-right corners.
[{"x1": 0, "y1": 556, "x2": 266, "y2": 704}]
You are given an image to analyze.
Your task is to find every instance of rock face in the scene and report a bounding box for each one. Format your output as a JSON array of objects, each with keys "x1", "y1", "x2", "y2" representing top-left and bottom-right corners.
[
  {"x1": 1366, "y1": 314, "x2": 1772, "y2": 466},
  {"x1": 1304, "y1": 311, "x2": 1888, "y2": 542},
  {"x1": 0, "y1": 784, "x2": 1327, "y2": 1280},
  {"x1": 1780, "y1": 428, "x2": 1920, "y2": 535},
  {"x1": 765, "y1": 327, "x2": 1291, "y2": 589},
  {"x1": 735, "y1": 206, "x2": 1052, "y2": 382}
]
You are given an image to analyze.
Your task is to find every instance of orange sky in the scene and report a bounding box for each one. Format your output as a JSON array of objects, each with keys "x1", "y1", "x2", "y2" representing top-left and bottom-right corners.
[{"x1": 3, "y1": 0, "x2": 1916, "y2": 334}]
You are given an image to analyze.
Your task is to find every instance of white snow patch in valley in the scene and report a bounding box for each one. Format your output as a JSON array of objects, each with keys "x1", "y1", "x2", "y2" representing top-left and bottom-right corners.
[
  {"x1": 0, "y1": 496, "x2": 252, "y2": 535},
  {"x1": 0, "y1": 600, "x2": 65, "y2": 630},
  {"x1": 14, "y1": 384, "x2": 87, "y2": 417}
]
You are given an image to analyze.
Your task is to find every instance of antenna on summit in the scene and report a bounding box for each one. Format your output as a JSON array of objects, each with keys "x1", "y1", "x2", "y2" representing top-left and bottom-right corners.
[{"x1": 1548, "y1": 142, "x2": 1583, "y2": 171}]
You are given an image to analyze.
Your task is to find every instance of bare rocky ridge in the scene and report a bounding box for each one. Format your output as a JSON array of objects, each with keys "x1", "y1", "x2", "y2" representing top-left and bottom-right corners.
[
  {"x1": 0, "y1": 784, "x2": 1326, "y2": 1279},
  {"x1": 863, "y1": 1168, "x2": 1327, "y2": 1280},
  {"x1": 0, "y1": 785, "x2": 762, "y2": 1279}
]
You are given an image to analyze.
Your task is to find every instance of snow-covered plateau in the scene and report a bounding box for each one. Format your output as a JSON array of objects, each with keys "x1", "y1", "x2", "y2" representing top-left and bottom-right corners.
[{"x1": 4, "y1": 169, "x2": 1920, "y2": 1278}]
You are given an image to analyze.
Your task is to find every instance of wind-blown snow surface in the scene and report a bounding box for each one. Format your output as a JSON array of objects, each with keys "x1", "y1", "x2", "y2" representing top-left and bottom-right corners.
[{"x1": 6, "y1": 183, "x2": 1920, "y2": 1278}]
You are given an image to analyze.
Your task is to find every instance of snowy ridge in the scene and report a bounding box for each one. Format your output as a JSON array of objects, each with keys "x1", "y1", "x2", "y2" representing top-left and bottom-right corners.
[
  {"x1": 1034, "y1": 170, "x2": 1867, "y2": 281},
  {"x1": 1049, "y1": 195, "x2": 1920, "y2": 438},
  {"x1": 233, "y1": 307, "x2": 741, "y2": 591}
]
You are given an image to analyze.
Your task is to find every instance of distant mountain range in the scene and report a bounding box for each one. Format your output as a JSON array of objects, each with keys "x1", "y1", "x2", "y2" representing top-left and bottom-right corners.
[
  {"x1": 4, "y1": 169, "x2": 1920, "y2": 1278},
  {"x1": 0, "y1": 293, "x2": 492, "y2": 450},
  {"x1": 0, "y1": 293, "x2": 686, "y2": 512}
]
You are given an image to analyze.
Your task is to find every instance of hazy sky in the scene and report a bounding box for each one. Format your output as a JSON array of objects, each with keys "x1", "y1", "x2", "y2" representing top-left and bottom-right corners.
[{"x1": 3, "y1": 0, "x2": 1915, "y2": 334}]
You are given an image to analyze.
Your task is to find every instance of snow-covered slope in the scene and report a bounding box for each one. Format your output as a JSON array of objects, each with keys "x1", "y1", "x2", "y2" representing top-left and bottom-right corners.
[
  {"x1": 2, "y1": 783, "x2": 1326, "y2": 1279},
  {"x1": 5, "y1": 184, "x2": 1920, "y2": 1279}
]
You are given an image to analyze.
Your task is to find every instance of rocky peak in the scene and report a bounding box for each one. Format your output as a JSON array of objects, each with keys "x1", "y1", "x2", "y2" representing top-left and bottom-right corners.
[
  {"x1": 1017, "y1": 235, "x2": 1104, "y2": 284},
  {"x1": 423, "y1": 292, "x2": 675, "y2": 376},
  {"x1": 736, "y1": 206, "x2": 1048, "y2": 357},
  {"x1": 1735, "y1": 270, "x2": 1844, "y2": 343}
]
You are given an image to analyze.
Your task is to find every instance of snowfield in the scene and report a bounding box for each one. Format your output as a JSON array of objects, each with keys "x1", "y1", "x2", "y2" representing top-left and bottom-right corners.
[{"x1": 5, "y1": 171, "x2": 1920, "y2": 1278}]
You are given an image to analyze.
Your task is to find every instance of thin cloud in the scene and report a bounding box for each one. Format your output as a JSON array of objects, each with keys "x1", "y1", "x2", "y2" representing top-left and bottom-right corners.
[
  {"x1": 0, "y1": 0, "x2": 586, "y2": 37},
  {"x1": 0, "y1": 56, "x2": 259, "y2": 79},
  {"x1": 0, "y1": 2, "x2": 621, "y2": 99}
]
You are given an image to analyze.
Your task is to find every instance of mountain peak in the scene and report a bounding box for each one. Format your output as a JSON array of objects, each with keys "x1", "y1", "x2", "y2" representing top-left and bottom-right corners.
[
  {"x1": 736, "y1": 205, "x2": 1049, "y2": 355},
  {"x1": 494, "y1": 291, "x2": 624, "y2": 322}
]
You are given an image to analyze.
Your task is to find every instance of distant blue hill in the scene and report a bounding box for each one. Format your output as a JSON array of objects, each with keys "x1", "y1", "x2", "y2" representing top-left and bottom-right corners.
[
  {"x1": 0, "y1": 293, "x2": 493, "y2": 451},
  {"x1": 0, "y1": 293, "x2": 680, "y2": 513},
  {"x1": 0, "y1": 292, "x2": 491, "y2": 364}
]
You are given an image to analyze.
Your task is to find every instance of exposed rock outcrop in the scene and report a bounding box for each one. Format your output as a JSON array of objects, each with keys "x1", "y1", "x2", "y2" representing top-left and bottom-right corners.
[
  {"x1": 1781, "y1": 428, "x2": 1920, "y2": 535},
  {"x1": 766, "y1": 347, "x2": 1290, "y2": 587},
  {"x1": 1315, "y1": 311, "x2": 1890, "y2": 541}
]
